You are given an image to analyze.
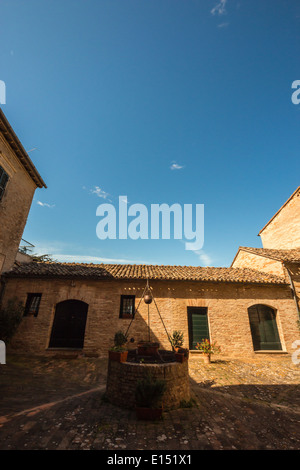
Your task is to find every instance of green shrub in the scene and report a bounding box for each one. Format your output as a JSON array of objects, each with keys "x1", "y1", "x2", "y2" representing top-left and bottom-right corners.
[
  {"x1": 170, "y1": 330, "x2": 184, "y2": 349},
  {"x1": 114, "y1": 330, "x2": 128, "y2": 347},
  {"x1": 0, "y1": 298, "x2": 24, "y2": 343},
  {"x1": 135, "y1": 372, "x2": 166, "y2": 409},
  {"x1": 180, "y1": 398, "x2": 197, "y2": 408}
]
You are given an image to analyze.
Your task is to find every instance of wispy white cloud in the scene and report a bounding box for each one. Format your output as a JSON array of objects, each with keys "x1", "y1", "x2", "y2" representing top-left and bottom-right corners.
[
  {"x1": 211, "y1": 0, "x2": 227, "y2": 16},
  {"x1": 29, "y1": 240, "x2": 154, "y2": 265},
  {"x1": 52, "y1": 254, "x2": 152, "y2": 264},
  {"x1": 218, "y1": 22, "x2": 229, "y2": 28},
  {"x1": 178, "y1": 240, "x2": 213, "y2": 267},
  {"x1": 192, "y1": 249, "x2": 213, "y2": 267},
  {"x1": 170, "y1": 162, "x2": 184, "y2": 170},
  {"x1": 90, "y1": 186, "x2": 111, "y2": 201},
  {"x1": 37, "y1": 201, "x2": 55, "y2": 208}
]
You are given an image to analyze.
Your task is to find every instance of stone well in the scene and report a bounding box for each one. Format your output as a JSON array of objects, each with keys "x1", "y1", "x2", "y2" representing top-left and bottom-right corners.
[{"x1": 106, "y1": 359, "x2": 190, "y2": 410}]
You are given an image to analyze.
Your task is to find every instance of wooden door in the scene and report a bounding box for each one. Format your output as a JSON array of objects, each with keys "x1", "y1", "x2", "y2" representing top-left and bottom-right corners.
[{"x1": 49, "y1": 300, "x2": 88, "y2": 349}]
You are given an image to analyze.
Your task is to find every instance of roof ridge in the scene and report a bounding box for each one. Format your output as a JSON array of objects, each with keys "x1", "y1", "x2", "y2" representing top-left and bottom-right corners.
[
  {"x1": 21, "y1": 260, "x2": 286, "y2": 270},
  {"x1": 5, "y1": 260, "x2": 287, "y2": 284},
  {"x1": 233, "y1": 246, "x2": 300, "y2": 263},
  {"x1": 258, "y1": 186, "x2": 300, "y2": 235}
]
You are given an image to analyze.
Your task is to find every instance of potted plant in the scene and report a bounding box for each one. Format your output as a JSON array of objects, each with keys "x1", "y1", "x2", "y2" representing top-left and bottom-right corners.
[
  {"x1": 175, "y1": 347, "x2": 189, "y2": 363},
  {"x1": 135, "y1": 372, "x2": 166, "y2": 420},
  {"x1": 137, "y1": 341, "x2": 160, "y2": 356},
  {"x1": 170, "y1": 330, "x2": 184, "y2": 352},
  {"x1": 108, "y1": 330, "x2": 128, "y2": 363},
  {"x1": 195, "y1": 338, "x2": 221, "y2": 364},
  {"x1": 169, "y1": 330, "x2": 188, "y2": 362}
]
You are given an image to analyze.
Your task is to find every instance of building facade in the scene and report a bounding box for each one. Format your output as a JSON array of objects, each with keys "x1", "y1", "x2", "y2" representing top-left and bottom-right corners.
[
  {"x1": 232, "y1": 186, "x2": 300, "y2": 316},
  {"x1": 1, "y1": 166, "x2": 299, "y2": 359},
  {"x1": 2, "y1": 261, "x2": 299, "y2": 358},
  {"x1": 0, "y1": 109, "x2": 46, "y2": 274}
]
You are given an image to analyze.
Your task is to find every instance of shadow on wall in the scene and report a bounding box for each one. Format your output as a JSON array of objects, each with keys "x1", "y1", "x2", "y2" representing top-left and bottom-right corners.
[{"x1": 121, "y1": 305, "x2": 171, "y2": 352}]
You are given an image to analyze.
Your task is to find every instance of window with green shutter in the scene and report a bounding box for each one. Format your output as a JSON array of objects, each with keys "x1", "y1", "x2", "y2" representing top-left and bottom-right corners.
[
  {"x1": 248, "y1": 304, "x2": 282, "y2": 351},
  {"x1": 0, "y1": 166, "x2": 9, "y2": 202},
  {"x1": 187, "y1": 307, "x2": 210, "y2": 350}
]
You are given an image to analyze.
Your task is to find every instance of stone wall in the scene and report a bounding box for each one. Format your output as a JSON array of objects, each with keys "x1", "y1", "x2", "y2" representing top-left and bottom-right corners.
[
  {"x1": 232, "y1": 252, "x2": 300, "y2": 317},
  {"x1": 106, "y1": 359, "x2": 190, "y2": 410},
  {"x1": 259, "y1": 188, "x2": 300, "y2": 249},
  {"x1": 3, "y1": 277, "x2": 300, "y2": 358},
  {"x1": 232, "y1": 250, "x2": 285, "y2": 277},
  {"x1": 0, "y1": 135, "x2": 37, "y2": 273}
]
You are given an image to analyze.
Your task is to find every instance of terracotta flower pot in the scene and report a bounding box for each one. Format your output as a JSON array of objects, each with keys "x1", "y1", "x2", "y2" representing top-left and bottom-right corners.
[
  {"x1": 136, "y1": 406, "x2": 163, "y2": 421},
  {"x1": 108, "y1": 350, "x2": 128, "y2": 363},
  {"x1": 203, "y1": 353, "x2": 211, "y2": 364},
  {"x1": 175, "y1": 348, "x2": 189, "y2": 363}
]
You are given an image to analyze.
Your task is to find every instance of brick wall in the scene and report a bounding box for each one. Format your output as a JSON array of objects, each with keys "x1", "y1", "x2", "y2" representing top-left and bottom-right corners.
[
  {"x1": 232, "y1": 250, "x2": 285, "y2": 277},
  {"x1": 232, "y1": 252, "x2": 300, "y2": 319},
  {"x1": 106, "y1": 360, "x2": 190, "y2": 410},
  {"x1": 0, "y1": 135, "x2": 37, "y2": 273},
  {"x1": 3, "y1": 277, "x2": 300, "y2": 358},
  {"x1": 260, "y1": 189, "x2": 300, "y2": 249}
]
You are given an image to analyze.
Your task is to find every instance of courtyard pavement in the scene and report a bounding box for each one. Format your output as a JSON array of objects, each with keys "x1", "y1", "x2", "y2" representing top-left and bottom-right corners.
[{"x1": 0, "y1": 353, "x2": 299, "y2": 450}]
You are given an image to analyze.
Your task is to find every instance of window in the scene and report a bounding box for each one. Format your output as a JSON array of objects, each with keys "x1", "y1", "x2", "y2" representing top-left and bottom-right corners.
[
  {"x1": 24, "y1": 294, "x2": 42, "y2": 317},
  {"x1": 187, "y1": 307, "x2": 210, "y2": 350},
  {"x1": 120, "y1": 295, "x2": 135, "y2": 319},
  {"x1": 0, "y1": 166, "x2": 9, "y2": 202},
  {"x1": 248, "y1": 304, "x2": 282, "y2": 351}
]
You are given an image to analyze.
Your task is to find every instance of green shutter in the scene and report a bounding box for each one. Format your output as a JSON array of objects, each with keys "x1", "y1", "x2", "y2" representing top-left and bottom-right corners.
[
  {"x1": 188, "y1": 307, "x2": 210, "y2": 350},
  {"x1": 248, "y1": 305, "x2": 282, "y2": 351}
]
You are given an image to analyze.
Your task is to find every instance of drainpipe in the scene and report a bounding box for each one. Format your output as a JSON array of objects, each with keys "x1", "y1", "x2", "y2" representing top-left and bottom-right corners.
[{"x1": 284, "y1": 264, "x2": 300, "y2": 321}]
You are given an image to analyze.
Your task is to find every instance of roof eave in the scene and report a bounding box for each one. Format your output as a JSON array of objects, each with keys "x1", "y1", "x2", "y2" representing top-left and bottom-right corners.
[
  {"x1": 0, "y1": 108, "x2": 47, "y2": 188},
  {"x1": 3, "y1": 272, "x2": 287, "y2": 286}
]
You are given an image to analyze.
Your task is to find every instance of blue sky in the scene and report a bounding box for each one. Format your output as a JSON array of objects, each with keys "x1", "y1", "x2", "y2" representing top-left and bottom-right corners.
[{"x1": 1, "y1": 0, "x2": 299, "y2": 267}]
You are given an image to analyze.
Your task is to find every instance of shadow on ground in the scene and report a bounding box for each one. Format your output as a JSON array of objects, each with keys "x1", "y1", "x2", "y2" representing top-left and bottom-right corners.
[
  {"x1": 0, "y1": 354, "x2": 108, "y2": 416},
  {"x1": 0, "y1": 354, "x2": 299, "y2": 450}
]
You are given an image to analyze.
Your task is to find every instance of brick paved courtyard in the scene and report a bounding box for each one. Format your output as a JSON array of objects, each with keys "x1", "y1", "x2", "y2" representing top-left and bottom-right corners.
[{"x1": 0, "y1": 354, "x2": 299, "y2": 450}]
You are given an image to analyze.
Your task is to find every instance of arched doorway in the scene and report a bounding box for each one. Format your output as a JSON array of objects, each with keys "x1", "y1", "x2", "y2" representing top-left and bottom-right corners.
[
  {"x1": 248, "y1": 304, "x2": 282, "y2": 351},
  {"x1": 49, "y1": 300, "x2": 88, "y2": 349}
]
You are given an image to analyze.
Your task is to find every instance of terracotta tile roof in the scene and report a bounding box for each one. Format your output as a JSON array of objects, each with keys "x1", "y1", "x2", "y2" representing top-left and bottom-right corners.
[
  {"x1": 5, "y1": 261, "x2": 287, "y2": 285},
  {"x1": 238, "y1": 247, "x2": 300, "y2": 263},
  {"x1": 0, "y1": 109, "x2": 46, "y2": 188}
]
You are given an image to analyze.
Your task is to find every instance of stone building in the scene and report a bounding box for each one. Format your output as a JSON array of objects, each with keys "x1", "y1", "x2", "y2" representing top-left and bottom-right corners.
[
  {"x1": 232, "y1": 186, "x2": 300, "y2": 317},
  {"x1": 2, "y1": 187, "x2": 299, "y2": 359},
  {"x1": 0, "y1": 109, "x2": 46, "y2": 274},
  {"x1": 2, "y1": 262, "x2": 298, "y2": 358}
]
